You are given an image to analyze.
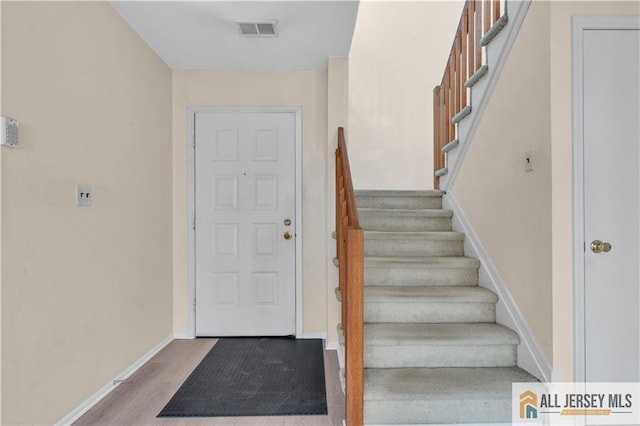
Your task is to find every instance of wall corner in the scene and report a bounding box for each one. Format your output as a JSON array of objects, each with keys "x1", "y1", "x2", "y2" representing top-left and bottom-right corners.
[{"x1": 326, "y1": 57, "x2": 349, "y2": 344}]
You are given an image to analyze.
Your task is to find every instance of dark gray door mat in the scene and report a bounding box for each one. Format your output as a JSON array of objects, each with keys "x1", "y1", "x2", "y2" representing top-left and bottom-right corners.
[{"x1": 158, "y1": 337, "x2": 328, "y2": 417}]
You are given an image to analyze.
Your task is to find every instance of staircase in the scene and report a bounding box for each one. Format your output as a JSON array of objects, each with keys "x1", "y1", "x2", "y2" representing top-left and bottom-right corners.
[{"x1": 349, "y1": 189, "x2": 537, "y2": 424}]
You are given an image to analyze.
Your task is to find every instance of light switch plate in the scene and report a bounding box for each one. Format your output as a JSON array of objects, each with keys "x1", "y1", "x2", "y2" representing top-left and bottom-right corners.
[{"x1": 76, "y1": 184, "x2": 92, "y2": 207}]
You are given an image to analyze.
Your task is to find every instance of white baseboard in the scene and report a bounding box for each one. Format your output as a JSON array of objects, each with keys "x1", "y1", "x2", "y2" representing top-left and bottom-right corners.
[
  {"x1": 55, "y1": 334, "x2": 174, "y2": 425},
  {"x1": 325, "y1": 340, "x2": 339, "y2": 351},
  {"x1": 444, "y1": 192, "x2": 553, "y2": 382},
  {"x1": 299, "y1": 332, "x2": 327, "y2": 340},
  {"x1": 173, "y1": 332, "x2": 195, "y2": 339}
]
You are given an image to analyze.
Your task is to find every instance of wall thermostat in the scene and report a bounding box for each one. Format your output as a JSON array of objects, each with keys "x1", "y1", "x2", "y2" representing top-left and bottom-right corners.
[{"x1": 1, "y1": 116, "x2": 19, "y2": 147}]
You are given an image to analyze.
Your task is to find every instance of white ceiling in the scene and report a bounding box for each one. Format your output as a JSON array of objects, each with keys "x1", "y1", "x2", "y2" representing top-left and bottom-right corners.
[{"x1": 110, "y1": 1, "x2": 360, "y2": 70}]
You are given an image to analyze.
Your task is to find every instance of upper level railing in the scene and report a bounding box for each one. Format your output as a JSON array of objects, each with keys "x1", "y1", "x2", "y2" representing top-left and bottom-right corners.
[
  {"x1": 433, "y1": 0, "x2": 506, "y2": 189},
  {"x1": 335, "y1": 127, "x2": 364, "y2": 426}
]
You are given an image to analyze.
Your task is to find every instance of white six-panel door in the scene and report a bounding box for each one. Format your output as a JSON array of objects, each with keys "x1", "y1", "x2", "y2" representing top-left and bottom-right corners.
[
  {"x1": 195, "y1": 112, "x2": 296, "y2": 336},
  {"x1": 580, "y1": 25, "x2": 640, "y2": 382}
]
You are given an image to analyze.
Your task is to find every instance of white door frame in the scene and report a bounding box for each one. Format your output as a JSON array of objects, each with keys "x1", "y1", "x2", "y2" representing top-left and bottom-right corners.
[
  {"x1": 187, "y1": 106, "x2": 303, "y2": 338},
  {"x1": 572, "y1": 15, "x2": 640, "y2": 382}
]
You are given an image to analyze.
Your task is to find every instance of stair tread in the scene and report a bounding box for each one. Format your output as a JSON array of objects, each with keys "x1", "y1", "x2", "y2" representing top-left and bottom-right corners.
[
  {"x1": 356, "y1": 190, "x2": 445, "y2": 197},
  {"x1": 364, "y1": 323, "x2": 520, "y2": 346},
  {"x1": 357, "y1": 188, "x2": 536, "y2": 422},
  {"x1": 365, "y1": 286, "x2": 498, "y2": 303},
  {"x1": 364, "y1": 367, "x2": 537, "y2": 401},
  {"x1": 358, "y1": 208, "x2": 453, "y2": 217},
  {"x1": 364, "y1": 231, "x2": 465, "y2": 240},
  {"x1": 365, "y1": 256, "x2": 479, "y2": 268}
]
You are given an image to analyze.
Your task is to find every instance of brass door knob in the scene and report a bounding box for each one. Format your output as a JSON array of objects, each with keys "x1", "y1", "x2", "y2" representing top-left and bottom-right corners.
[
  {"x1": 591, "y1": 240, "x2": 612, "y2": 253},
  {"x1": 284, "y1": 231, "x2": 293, "y2": 240}
]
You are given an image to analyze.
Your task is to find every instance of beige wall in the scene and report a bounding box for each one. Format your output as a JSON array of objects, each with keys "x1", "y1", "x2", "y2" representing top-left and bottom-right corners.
[
  {"x1": 452, "y1": 0, "x2": 640, "y2": 381},
  {"x1": 172, "y1": 71, "x2": 329, "y2": 337},
  {"x1": 452, "y1": 0, "x2": 553, "y2": 360},
  {"x1": 1, "y1": 2, "x2": 173, "y2": 424},
  {"x1": 348, "y1": 0, "x2": 463, "y2": 190},
  {"x1": 326, "y1": 58, "x2": 349, "y2": 346},
  {"x1": 549, "y1": 0, "x2": 640, "y2": 381}
]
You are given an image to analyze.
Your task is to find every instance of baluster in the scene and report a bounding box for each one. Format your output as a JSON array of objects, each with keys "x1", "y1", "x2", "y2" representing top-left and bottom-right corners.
[
  {"x1": 476, "y1": 0, "x2": 483, "y2": 69},
  {"x1": 433, "y1": 86, "x2": 442, "y2": 188},
  {"x1": 461, "y1": 7, "x2": 468, "y2": 107},
  {"x1": 484, "y1": 0, "x2": 491, "y2": 34},
  {"x1": 469, "y1": 0, "x2": 476, "y2": 76},
  {"x1": 455, "y1": 30, "x2": 461, "y2": 114}
]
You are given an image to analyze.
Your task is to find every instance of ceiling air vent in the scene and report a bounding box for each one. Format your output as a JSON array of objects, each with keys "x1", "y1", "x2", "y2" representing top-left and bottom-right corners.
[{"x1": 236, "y1": 20, "x2": 278, "y2": 37}]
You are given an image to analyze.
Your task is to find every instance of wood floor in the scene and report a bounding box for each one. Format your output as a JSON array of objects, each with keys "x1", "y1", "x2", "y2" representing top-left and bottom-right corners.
[{"x1": 75, "y1": 339, "x2": 345, "y2": 426}]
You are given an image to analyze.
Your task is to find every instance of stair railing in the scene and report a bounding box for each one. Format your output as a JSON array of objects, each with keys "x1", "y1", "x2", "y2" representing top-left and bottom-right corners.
[
  {"x1": 335, "y1": 127, "x2": 364, "y2": 426},
  {"x1": 433, "y1": 0, "x2": 507, "y2": 189}
]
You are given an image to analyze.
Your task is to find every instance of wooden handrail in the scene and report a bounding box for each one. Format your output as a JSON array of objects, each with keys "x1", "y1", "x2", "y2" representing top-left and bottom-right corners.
[
  {"x1": 433, "y1": 0, "x2": 506, "y2": 188},
  {"x1": 335, "y1": 127, "x2": 364, "y2": 426},
  {"x1": 337, "y1": 128, "x2": 360, "y2": 229}
]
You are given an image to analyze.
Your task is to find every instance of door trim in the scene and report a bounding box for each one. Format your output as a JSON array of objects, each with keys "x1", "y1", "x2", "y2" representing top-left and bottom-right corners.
[
  {"x1": 572, "y1": 15, "x2": 640, "y2": 382},
  {"x1": 187, "y1": 106, "x2": 303, "y2": 338}
]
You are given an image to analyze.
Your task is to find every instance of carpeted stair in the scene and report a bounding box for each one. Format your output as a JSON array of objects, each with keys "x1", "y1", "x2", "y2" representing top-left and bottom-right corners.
[{"x1": 340, "y1": 190, "x2": 537, "y2": 424}]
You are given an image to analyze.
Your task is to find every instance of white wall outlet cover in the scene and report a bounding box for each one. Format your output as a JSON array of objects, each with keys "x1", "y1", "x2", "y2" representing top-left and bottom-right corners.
[
  {"x1": 76, "y1": 184, "x2": 92, "y2": 207},
  {"x1": 1, "y1": 116, "x2": 19, "y2": 147}
]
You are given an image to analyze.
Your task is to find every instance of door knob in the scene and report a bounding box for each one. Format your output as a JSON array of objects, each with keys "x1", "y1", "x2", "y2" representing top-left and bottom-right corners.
[
  {"x1": 590, "y1": 240, "x2": 612, "y2": 253},
  {"x1": 283, "y1": 231, "x2": 293, "y2": 240}
]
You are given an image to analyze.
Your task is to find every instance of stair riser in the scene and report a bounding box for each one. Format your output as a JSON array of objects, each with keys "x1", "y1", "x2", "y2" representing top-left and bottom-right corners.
[
  {"x1": 365, "y1": 267, "x2": 478, "y2": 287},
  {"x1": 356, "y1": 196, "x2": 442, "y2": 210},
  {"x1": 359, "y1": 214, "x2": 452, "y2": 232},
  {"x1": 365, "y1": 239, "x2": 463, "y2": 257},
  {"x1": 364, "y1": 302, "x2": 495, "y2": 323},
  {"x1": 364, "y1": 399, "x2": 511, "y2": 424},
  {"x1": 364, "y1": 345, "x2": 517, "y2": 368}
]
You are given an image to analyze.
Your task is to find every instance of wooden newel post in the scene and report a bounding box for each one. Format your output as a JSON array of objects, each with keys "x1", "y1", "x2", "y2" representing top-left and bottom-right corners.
[{"x1": 345, "y1": 229, "x2": 364, "y2": 426}]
